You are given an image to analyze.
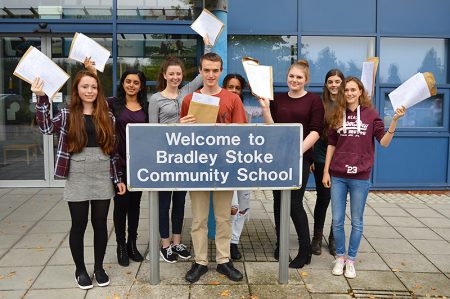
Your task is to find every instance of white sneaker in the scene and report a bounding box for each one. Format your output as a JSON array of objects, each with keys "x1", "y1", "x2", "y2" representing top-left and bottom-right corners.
[
  {"x1": 332, "y1": 257, "x2": 346, "y2": 276},
  {"x1": 344, "y1": 260, "x2": 356, "y2": 278}
]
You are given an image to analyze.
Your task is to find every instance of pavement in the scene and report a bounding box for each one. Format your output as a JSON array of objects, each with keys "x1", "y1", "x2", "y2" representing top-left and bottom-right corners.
[{"x1": 0, "y1": 188, "x2": 449, "y2": 299}]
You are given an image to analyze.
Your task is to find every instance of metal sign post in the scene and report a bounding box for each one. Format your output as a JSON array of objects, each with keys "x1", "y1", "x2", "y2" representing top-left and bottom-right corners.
[
  {"x1": 148, "y1": 191, "x2": 160, "y2": 285},
  {"x1": 126, "y1": 124, "x2": 302, "y2": 285},
  {"x1": 279, "y1": 190, "x2": 291, "y2": 284}
]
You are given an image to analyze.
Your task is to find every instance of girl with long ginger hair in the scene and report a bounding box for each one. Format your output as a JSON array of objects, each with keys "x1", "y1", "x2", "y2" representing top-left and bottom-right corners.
[
  {"x1": 323, "y1": 76, "x2": 406, "y2": 279},
  {"x1": 32, "y1": 70, "x2": 125, "y2": 290}
]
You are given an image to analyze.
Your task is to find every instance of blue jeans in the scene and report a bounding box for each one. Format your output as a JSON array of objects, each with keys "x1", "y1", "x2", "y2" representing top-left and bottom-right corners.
[{"x1": 331, "y1": 176, "x2": 370, "y2": 260}]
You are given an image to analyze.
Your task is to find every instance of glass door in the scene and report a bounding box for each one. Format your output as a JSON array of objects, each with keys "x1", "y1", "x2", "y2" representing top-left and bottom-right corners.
[
  {"x1": 0, "y1": 34, "x2": 113, "y2": 187},
  {"x1": 0, "y1": 35, "x2": 51, "y2": 186}
]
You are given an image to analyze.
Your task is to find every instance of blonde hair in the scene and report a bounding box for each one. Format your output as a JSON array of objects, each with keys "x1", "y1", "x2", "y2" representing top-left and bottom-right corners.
[{"x1": 287, "y1": 59, "x2": 310, "y2": 83}]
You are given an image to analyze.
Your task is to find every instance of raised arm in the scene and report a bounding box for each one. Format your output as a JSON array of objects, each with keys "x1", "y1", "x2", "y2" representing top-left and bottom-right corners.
[
  {"x1": 380, "y1": 106, "x2": 406, "y2": 147},
  {"x1": 31, "y1": 77, "x2": 63, "y2": 134}
]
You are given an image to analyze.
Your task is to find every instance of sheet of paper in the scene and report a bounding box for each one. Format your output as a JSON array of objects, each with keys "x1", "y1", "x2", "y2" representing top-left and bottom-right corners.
[
  {"x1": 13, "y1": 46, "x2": 69, "y2": 99},
  {"x1": 190, "y1": 9, "x2": 224, "y2": 47},
  {"x1": 188, "y1": 92, "x2": 220, "y2": 123},
  {"x1": 242, "y1": 57, "x2": 274, "y2": 100},
  {"x1": 361, "y1": 61, "x2": 374, "y2": 97},
  {"x1": 388, "y1": 73, "x2": 431, "y2": 110},
  {"x1": 68, "y1": 32, "x2": 110, "y2": 72}
]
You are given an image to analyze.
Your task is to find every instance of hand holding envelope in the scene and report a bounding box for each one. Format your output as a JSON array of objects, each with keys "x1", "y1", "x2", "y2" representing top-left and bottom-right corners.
[
  {"x1": 242, "y1": 57, "x2": 274, "y2": 106},
  {"x1": 186, "y1": 93, "x2": 220, "y2": 123},
  {"x1": 69, "y1": 32, "x2": 110, "y2": 72},
  {"x1": 388, "y1": 72, "x2": 437, "y2": 110},
  {"x1": 13, "y1": 46, "x2": 70, "y2": 99},
  {"x1": 190, "y1": 9, "x2": 224, "y2": 47}
]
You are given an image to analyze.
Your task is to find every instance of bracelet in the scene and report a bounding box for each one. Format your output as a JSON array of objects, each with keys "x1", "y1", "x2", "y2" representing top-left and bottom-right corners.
[{"x1": 387, "y1": 130, "x2": 395, "y2": 134}]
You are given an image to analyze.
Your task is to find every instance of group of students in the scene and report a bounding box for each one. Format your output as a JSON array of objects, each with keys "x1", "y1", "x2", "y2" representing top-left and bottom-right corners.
[{"x1": 30, "y1": 44, "x2": 406, "y2": 289}]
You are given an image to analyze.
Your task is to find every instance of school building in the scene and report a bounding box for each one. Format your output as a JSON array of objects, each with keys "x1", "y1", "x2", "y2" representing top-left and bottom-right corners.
[{"x1": 0, "y1": 0, "x2": 449, "y2": 190}]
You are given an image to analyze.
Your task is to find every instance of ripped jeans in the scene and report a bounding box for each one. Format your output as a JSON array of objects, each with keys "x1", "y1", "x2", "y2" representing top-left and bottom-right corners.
[{"x1": 231, "y1": 190, "x2": 251, "y2": 244}]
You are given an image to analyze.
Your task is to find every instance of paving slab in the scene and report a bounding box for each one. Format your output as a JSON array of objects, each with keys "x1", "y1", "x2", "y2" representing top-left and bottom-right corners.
[
  {"x1": 31, "y1": 264, "x2": 84, "y2": 289},
  {"x1": 302, "y1": 252, "x2": 335, "y2": 270},
  {"x1": 419, "y1": 217, "x2": 450, "y2": 228},
  {"x1": 25, "y1": 288, "x2": 86, "y2": 299},
  {"x1": 301, "y1": 269, "x2": 350, "y2": 293},
  {"x1": 245, "y1": 261, "x2": 303, "y2": 285},
  {"x1": 0, "y1": 220, "x2": 36, "y2": 235},
  {"x1": 406, "y1": 208, "x2": 445, "y2": 218},
  {"x1": 363, "y1": 226, "x2": 402, "y2": 239},
  {"x1": 137, "y1": 261, "x2": 191, "y2": 285},
  {"x1": 13, "y1": 232, "x2": 66, "y2": 249},
  {"x1": 128, "y1": 283, "x2": 189, "y2": 299},
  {"x1": 28, "y1": 220, "x2": 71, "y2": 234},
  {"x1": 346, "y1": 270, "x2": 407, "y2": 291},
  {"x1": 0, "y1": 247, "x2": 56, "y2": 267},
  {"x1": 396, "y1": 272, "x2": 450, "y2": 297},
  {"x1": 190, "y1": 284, "x2": 250, "y2": 299},
  {"x1": 409, "y1": 239, "x2": 450, "y2": 255},
  {"x1": 426, "y1": 254, "x2": 450, "y2": 273},
  {"x1": 0, "y1": 234, "x2": 22, "y2": 249},
  {"x1": 395, "y1": 226, "x2": 444, "y2": 240},
  {"x1": 85, "y1": 285, "x2": 132, "y2": 299},
  {"x1": 366, "y1": 238, "x2": 419, "y2": 254},
  {"x1": 249, "y1": 284, "x2": 311, "y2": 299},
  {"x1": 382, "y1": 216, "x2": 426, "y2": 228},
  {"x1": 379, "y1": 253, "x2": 440, "y2": 273},
  {"x1": 363, "y1": 215, "x2": 389, "y2": 226},
  {"x1": 0, "y1": 290, "x2": 27, "y2": 299},
  {"x1": 372, "y1": 207, "x2": 410, "y2": 217},
  {"x1": 0, "y1": 266, "x2": 42, "y2": 290},
  {"x1": 353, "y1": 252, "x2": 390, "y2": 271},
  {"x1": 103, "y1": 262, "x2": 141, "y2": 287},
  {"x1": 433, "y1": 228, "x2": 450, "y2": 241},
  {"x1": 310, "y1": 294, "x2": 352, "y2": 299}
]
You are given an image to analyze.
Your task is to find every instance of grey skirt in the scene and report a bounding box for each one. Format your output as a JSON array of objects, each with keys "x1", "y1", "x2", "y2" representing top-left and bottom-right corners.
[{"x1": 64, "y1": 147, "x2": 115, "y2": 202}]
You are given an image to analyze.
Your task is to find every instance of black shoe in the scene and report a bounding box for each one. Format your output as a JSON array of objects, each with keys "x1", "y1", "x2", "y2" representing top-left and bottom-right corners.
[
  {"x1": 185, "y1": 263, "x2": 208, "y2": 283},
  {"x1": 127, "y1": 239, "x2": 144, "y2": 262},
  {"x1": 75, "y1": 270, "x2": 93, "y2": 290},
  {"x1": 328, "y1": 233, "x2": 336, "y2": 256},
  {"x1": 160, "y1": 245, "x2": 177, "y2": 263},
  {"x1": 171, "y1": 243, "x2": 192, "y2": 260},
  {"x1": 289, "y1": 246, "x2": 312, "y2": 269},
  {"x1": 94, "y1": 268, "x2": 110, "y2": 287},
  {"x1": 117, "y1": 242, "x2": 129, "y2": 267},
  {"x1": 230, "y1": 244, "x2": 242, "y2": 260},
  {"x1": 311, "y1": 229, "x2": 323, "y2": 255},
  {"x1": 274, "y1": 246, "x2": 279, "y2": 260},
  {"x1": 216, "y1": 261, "x2": 243, "y2": 281}
]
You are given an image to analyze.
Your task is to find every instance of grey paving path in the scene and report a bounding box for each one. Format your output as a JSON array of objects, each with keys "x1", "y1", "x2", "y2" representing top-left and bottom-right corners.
[{"x1": 0, "y1": 188, "x2": 449, "y2": 298}]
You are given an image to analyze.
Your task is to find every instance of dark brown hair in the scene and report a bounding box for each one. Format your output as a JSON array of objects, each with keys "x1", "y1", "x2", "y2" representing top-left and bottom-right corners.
[
  {"x1": 200, "y1": 52, "x2": 223, "y2": 70},
  {"x1": 322, "y1": 69, "x2": 345, "y2": 138},
  {"x1": 156, "y1": 56, "x2": 185, "y2": 91}
]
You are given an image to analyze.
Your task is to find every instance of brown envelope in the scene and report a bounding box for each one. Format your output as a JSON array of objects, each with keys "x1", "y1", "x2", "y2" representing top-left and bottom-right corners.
[
  {"x1": 187, "y1": 101, "x2": 219, "y2": 123},
  {"x1": 423, "y1": 72, "x2": 437, "y2": 96}
]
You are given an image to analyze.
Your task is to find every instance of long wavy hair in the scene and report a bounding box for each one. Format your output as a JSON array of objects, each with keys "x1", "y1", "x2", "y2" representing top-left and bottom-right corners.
[
  {"x1": 156, "y1": 56, "x2": 185, "y2": 91},
  {"x1": 329, "y1": 76, "x2": 373, "y2": 129},
  {"x1": 67, "y1": 70, "x2": 115, "y2": 155},
  {"x1": 322, "y1": 69, "x2": 345, "y2": 139}
]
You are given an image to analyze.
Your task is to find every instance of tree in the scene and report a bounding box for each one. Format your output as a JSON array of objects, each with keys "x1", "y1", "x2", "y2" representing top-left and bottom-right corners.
[
  {"x1": 418, "y1": 48, "x2": 444, "y2": 83},
  {"x1": 387, "y1": 64, "x2": 401, "y2": 84}
]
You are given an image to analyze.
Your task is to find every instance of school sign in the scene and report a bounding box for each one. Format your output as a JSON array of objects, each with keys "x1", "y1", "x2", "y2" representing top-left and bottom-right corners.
[{"x1": 126, "y1": 124, "x2": 302, "y2": 190}]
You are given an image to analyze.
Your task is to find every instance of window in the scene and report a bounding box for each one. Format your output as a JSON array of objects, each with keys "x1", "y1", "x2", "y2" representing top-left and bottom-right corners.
[
  {"x1": 383, "y1": 92, "x2": 444, "y2": 128},
  {"x1": 228, "y1": 35, "x2": 297, "y2": 83},
  {"x1": 380, "y1": 38, "x2": 447, "y2": 84},
  {"x1": 0, "y1": 0, "x2": 113, "y2": 19},
  {"x1": 117, "y1": 34, "x2": 199, "y2": 82},
  {"x1": 300, "y1": 36, "x2": 375, "y2": 84},
  {"x1": 117, "y1": 0, "x2": 202, "y2": 20}
]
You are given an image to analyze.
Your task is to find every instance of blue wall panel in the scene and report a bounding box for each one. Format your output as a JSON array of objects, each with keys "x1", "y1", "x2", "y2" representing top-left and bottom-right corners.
[
  {"x1": 375, "y1": 137, "x2": 449, "y2": 187},
  {"x1": 228, "y1": 0, "x2": 297, "y2": 34},
  {"x1": 300, "y1": 0, "x2": 376, "y2": 34},
  {"x1": 379, "y1": 0, "x2": 450, "y2": 36}
]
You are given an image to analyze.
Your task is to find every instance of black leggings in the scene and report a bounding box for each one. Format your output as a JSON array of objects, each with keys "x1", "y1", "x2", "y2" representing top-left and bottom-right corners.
[
  {"x1": 273, "y1": 161, "x2": 311, "y2": 250},
  {"x1": 159, "y1": 191, "x2": 187, "y2": 239},
  {"x1": 312, "y1": 162, "x2": 332, "y2": 231},
  {"x1": 113, "y1": 188, "x2": 142, "y2": 244},
  {"x1": 68, "y1": 199, "x2": 110, "y2": 272}
]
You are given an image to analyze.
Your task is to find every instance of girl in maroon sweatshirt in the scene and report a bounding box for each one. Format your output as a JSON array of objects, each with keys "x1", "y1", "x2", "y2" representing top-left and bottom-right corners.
[{"x1": 323, "y1": 77, "x2": 406, "y2": 278}]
